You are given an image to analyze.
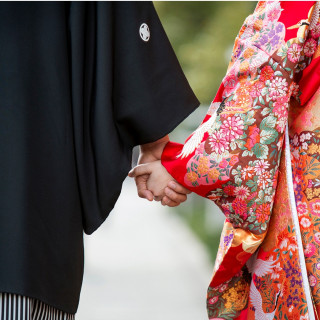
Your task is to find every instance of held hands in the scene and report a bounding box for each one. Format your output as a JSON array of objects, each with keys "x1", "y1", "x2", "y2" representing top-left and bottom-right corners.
[
  {"x1": 128, "y1": 136, "x2": 191, "y2": 207},
  {"x1": 129, "y1": 161, "x2": 191, "y2": 206}
]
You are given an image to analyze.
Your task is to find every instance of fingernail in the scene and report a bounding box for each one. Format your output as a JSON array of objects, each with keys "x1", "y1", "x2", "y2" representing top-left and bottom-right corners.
[{"x1": 169, "y1": 181, "x2": 176, "y2": 189}]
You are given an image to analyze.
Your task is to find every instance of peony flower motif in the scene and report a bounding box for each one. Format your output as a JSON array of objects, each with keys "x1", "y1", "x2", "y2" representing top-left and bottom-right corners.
[
  {"x1": 268, "y1": 77, "x2": 288, "y2": 100},
  {"x1": 250, "y1": 81, "x2": 264, "y2": 97},
  {"x1": 260, "y1": 65, "x2": 274, "y2": 82},
  {"x1": 314, "y1": 232, "x2": 320, "y2": 245},
  {"x1": 220, "y1": 116, "x2": 244, "y2": 141},
  {"x1": 311, "y1": 200, "x2": 320, "y2": 217},
  {"x1": 219, "y1": 159, "x2": 228, "y2": 168},
  {"x1": 300, "y1": 217, "x2": 311, "y2": 229},
  {"x1": 209, "y1": 131, "x2": 229, "y2": 154},
  {"x1": 241, "y1": 165, "x2": 255, "y2": 180},
  {"x1": 232, "y1": 198, "x2": 247, "y2": 215},
  {"x1": 258, "y1": 171, "x2": 272, "y2": 189},
  {"x1": 309, "y1": 275, "x2": 317, "y2": 287},
  {"x1": 304, "y1": 243, "x2": 316, "y2": 257},
  {"x1": 304, "y1": 38, "x2": 317, "y2": 57},
  {"x1": 297, "y1": 201, "x2": 308, "y2": 216},
  {"x1": 234, "y1": 186, "x2": 250, "y2": 199},
  {"x1": 254, "y1": 160, "x2": 270, "y2": 175},
  {"x1": 311, "y1": 23, "x2": 320, "y2": 38},
  {"x1": 245, "y1": 125, "x2": 260, "y2": 151},
  {"x1": 287, "y1": 43, "x2": 302, "y2": 63}
]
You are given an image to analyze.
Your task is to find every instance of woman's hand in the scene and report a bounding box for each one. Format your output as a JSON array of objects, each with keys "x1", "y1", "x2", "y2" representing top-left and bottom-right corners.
[{"x1": 129, "y1": 160, "x2": 191, "y2": 206}]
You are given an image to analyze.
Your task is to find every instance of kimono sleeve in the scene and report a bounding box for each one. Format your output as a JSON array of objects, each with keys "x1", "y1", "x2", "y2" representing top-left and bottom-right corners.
[
  {"x1": 112, "y1": 2, "x2": 200, "y2": 147},
  {"x1": 161, "y1": 2, "x2": 317, "y2": 317}
]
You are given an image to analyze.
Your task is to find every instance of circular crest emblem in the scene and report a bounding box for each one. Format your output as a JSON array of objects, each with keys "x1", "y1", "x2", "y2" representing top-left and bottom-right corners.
[{"x1": 139, "y1": 23, "x2": 150, "y2": 42}]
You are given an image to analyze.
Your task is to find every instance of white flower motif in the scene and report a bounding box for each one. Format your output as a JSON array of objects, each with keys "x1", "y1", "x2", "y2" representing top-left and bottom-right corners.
[
  {"x1": 254, "y1": 160, "x2": 270, "y2": 175},
  {"x1": 300, "y1": 133, "x2": 306, "y2": 142},
  {"x1": 292, "y1": 135, "x2": 299, "y2": 146},
  {"x1": 302, "y1": 142, "x2": 308, "y2": 150},
  {"x1": 292, "y1": 149, "x2": 300, "y2": 160},
  {"x1": 268, "y1": 77, "x2": 288, "y2": 100}
]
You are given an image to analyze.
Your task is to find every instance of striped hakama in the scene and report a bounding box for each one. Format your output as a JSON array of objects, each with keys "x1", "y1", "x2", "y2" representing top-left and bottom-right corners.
[{"x1": 0, "y1": 294, "x2": 75, "y2": 320}]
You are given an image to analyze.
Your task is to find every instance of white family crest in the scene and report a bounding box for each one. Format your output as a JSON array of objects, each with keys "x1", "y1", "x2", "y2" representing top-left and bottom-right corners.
[{"x1": 139, "y1": 23, "x2": 150, "y2": 42}]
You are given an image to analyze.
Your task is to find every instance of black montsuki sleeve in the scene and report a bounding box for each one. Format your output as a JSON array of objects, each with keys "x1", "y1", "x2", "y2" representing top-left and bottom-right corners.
[
  {"x1": 112, "y1": 2, "x2": 200, "y2": 146},
  {"x1": 69, "y1": 2, "x2": 199, "y2": 234}
]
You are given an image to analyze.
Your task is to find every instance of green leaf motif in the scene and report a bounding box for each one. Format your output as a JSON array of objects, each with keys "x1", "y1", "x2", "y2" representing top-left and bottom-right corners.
[
  {"x1": 274, "y1": 70, "x2": 283, "y2": 76},
  {"x1": 260, "y1": 115, "x2": 277, "y2": 130},
  {"x1": 253, "y1": 143, "x2": 269, "y2": 159},
  {"x1": 260, "y1": 129, "x2": 278, "y2": 144}
]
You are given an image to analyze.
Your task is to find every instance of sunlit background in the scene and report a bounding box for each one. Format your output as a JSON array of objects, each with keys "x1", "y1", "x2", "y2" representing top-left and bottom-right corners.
[{"x1": 77, "y1": 2, "x2": 255, "y2": 319}]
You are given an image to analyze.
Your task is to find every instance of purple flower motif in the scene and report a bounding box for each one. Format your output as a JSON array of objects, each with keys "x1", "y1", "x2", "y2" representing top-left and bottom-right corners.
[
  {"x1": 271, "y1": 35, "x2": 280, "y2": 47},
  {"x1": 223, "y1": 234, "x2": 233, "y2": 247},
  {"x1": 276, "y1": 24, "x2": 283, "y2": 33},
  {"x1": 260, "y1": 35, "x2": 268, "y2": 46},
  {"x1": 233, "y1": 47, "x2": 242, "y2": 59},
  {"x1": 268, "y1": 29, "x2": 276, "y2": 38}
]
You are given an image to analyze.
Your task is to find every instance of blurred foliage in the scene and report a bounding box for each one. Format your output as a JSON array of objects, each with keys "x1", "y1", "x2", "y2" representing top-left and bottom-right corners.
[
  {"x1": 154, "y1": 2, "x2": 256, "y2": 261},
  {"x1": 154, "y1": 1, "x2": 256, "y2": 105}
]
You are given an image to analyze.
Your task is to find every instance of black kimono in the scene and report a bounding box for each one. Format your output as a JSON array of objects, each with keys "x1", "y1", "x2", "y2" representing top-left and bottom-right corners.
[{"x1": 0, "y1": 1, "x2": 199, "y2": 315}]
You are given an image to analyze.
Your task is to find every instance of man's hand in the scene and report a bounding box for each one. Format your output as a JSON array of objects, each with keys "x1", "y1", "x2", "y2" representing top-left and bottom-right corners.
[{"x1": 129, "y1": 160, "x2": 191, "y2": 207}]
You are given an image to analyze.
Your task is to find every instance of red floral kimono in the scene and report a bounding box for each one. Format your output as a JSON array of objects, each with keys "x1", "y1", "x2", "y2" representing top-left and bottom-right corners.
[{"x1": 162, "y1": 1, "x2": 320, "y2": 319}]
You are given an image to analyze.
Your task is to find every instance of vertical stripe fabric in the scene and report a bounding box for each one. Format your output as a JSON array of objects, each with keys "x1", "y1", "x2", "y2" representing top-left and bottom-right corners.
[{"x1": 0, "y1": 293, "x2": 75, "y2": 320}]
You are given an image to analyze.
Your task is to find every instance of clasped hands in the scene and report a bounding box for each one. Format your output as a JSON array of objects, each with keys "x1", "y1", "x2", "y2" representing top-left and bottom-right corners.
[{"x1": 128, "y1": 136, "x2": 191, "y2": 207}]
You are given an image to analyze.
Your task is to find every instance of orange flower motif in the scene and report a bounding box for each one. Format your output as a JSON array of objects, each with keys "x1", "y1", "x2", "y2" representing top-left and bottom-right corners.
[
  {"x1": 198, "y1": 157, "x2": 209, "y2": 174},
  {"x1": 256, "y1": 203, "x2": 271, "y2": 223},
  {"x1": 243, "y1": 48, "x2": 255, "y2": 59},
  {"x1": 237, "y1": 93, "x2": 252, "y2": 109},
  {"x1": 186, "y1": 171, "x2": 198, "y2": 183},
  {"x1": 208, "y1": 168, "x2": 220, "y2": 180},
  {"x1": 240, "y1": 61, "x2": 250, "y2": 74},
  {"x1": 253, "y1": 19, "x2": 263, "y2": 31},
  {"x1": 236, "y1": 81, "x2": 252, "y2": 95}
]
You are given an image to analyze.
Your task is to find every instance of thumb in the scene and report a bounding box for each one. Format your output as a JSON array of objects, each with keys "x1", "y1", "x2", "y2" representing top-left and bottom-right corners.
[{"x1": 128, "y1": 163, "x2": 154, "y2": 178}]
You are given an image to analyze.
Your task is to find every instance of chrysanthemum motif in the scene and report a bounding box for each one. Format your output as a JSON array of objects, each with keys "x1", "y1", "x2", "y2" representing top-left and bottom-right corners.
[
  {"x1": 304, "y1": 38, "x2": 317, "y2": 57},
  {"x1": 220, "y1": 116, "x2": 244, "y2": 141},
  {"x1": 254, "y1": 160, "x2": 270, "y2": 175},
  {"x1": 209, "y1": 131, "x2": 229, "y2": 154},
  {"x1": 234, "y1": 186, "x2": 250, "y2": 199},
  {"x1": 268, "y1": 77, "x2": 288, "y2": 100},
  {"x1": 287, "y1": 43, "x2": 302, "y2": 63},
  {"x1": 258, "y1": 171, "x2": 272, "y2": 189}
]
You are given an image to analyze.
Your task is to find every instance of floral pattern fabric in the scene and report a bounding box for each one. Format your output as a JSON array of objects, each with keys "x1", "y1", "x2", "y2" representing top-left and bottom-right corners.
[{"x1": 161, "y1": 1, "x2": 320, "y2": 319}]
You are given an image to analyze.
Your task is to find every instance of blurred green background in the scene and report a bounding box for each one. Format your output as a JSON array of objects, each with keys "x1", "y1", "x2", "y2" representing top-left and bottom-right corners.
[{"x1": 154, "y1": 1, "x2": 256, "y2": 261}]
